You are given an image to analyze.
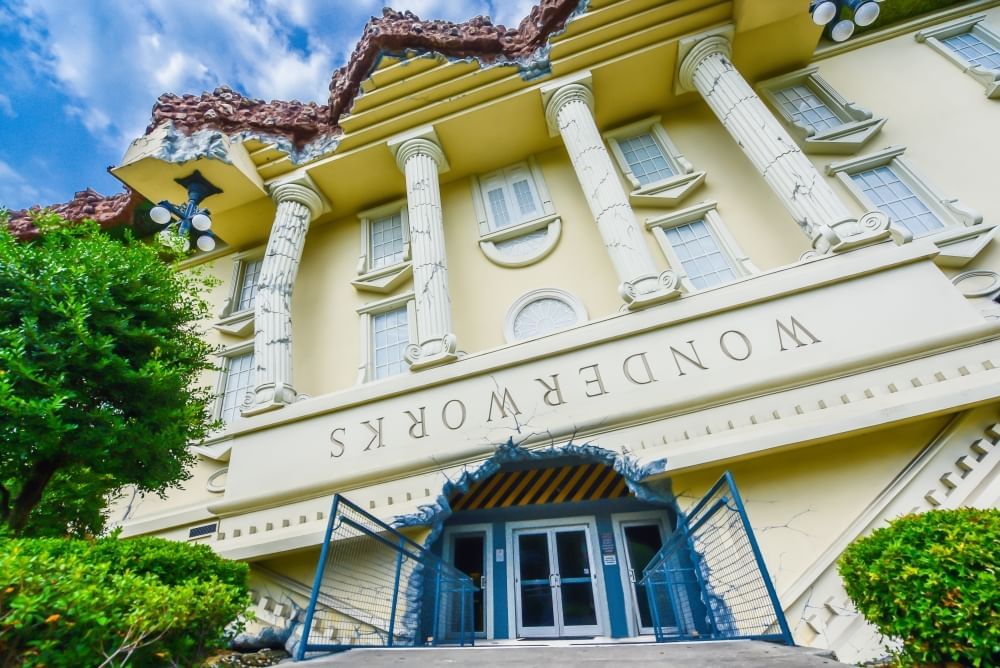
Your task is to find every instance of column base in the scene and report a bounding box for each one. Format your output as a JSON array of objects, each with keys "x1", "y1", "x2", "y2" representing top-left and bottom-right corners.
[
  {"x1": 814, "y1": 211, "x2": 910, "y2": 255},
  {"x1": 405, "y1": 334, "x2": 459, "y2": 371},
  {"x1": 619, "y1": 271, "x2": 684, "y2": 311},
  {"x1": 241, "y1": 382, "x2": 298, "y2": 417}
]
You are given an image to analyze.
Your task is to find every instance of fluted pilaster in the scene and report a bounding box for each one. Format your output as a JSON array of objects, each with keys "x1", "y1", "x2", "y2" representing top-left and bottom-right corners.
[
  {"x1": 679, "y1": 35, "x2": 892, "y2": 253},
  {"x1": 243, "y1": 180, "x2": 325, "y2": 415},
  {"x1": 391, "y1": 133, "x2": 458, "y2": 370},
  {"x1": 544, "y1": 79, "x2": 680, "y2": 309}
]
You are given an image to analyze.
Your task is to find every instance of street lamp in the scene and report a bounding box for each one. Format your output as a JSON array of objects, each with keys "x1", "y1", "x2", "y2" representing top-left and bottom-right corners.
[
  {"x1": 148, "y1": 170, "x2": 223, "y2": 253},
  {"x1": 809, "y1": 0, "x2": 882, "y2": 42}
]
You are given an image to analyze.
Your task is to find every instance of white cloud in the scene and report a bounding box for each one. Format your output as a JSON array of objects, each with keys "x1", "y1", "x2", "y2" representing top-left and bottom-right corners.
[
  {"x1": 0, "y1": 93, "x2": 14, "y2": 117},
  {"x1": 0, "y1": 158, "x2": 59, "y2": 210}
]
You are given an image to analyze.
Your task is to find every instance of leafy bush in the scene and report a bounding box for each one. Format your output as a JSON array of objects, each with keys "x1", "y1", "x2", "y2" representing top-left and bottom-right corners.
[
  {"x1": 838, "y1": 508, "x2": 1000, "y2": 666},
  {"x1": 0, "y1": 536, "x2": 250, "y2": 667}
]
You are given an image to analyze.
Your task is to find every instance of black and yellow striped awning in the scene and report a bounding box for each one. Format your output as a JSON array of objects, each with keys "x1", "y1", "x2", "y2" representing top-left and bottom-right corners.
[{"x1": 450, "y1": 462, "x2": 630, "y2": 512}]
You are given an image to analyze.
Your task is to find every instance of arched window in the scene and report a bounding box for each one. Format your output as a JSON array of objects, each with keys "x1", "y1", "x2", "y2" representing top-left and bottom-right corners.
[{"x1": 504, "y1": 289, "x2": 587, "y2": 342}]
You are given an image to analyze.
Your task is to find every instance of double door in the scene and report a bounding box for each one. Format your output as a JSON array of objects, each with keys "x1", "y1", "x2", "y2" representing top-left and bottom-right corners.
[{"x1": 513, "y1": 525, "x2": 603, "y2": 637}]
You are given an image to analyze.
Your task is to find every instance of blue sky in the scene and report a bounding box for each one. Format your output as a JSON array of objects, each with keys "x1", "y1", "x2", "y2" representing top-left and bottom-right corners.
[{"x1": 0, "y1": 0, "x2": 536, "y2": 211}]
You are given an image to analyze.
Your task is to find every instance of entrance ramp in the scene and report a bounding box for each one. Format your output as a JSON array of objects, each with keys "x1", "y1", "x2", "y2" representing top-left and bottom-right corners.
[
  {"x1": 299, "y1": 641, "x2": 842, "y2": 666},
  {"x1": 296, "y1": 495, "x2": 477, "y2": 659},
  {"x1": 640, "y1": 471, "x2": 793, "y2": 644}
]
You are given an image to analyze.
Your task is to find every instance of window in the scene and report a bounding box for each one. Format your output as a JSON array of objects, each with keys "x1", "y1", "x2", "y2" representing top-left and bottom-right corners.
[
  {"x1": 215, "y1": 248, "x2": 265, "y2": 337},
  {"x1": 235, "y1": 257, "x2": 262, "y2": 312},
  {"x1": 828, "y1": 146, "x2": 990, "y2": 266},
  {"x1": 504, "y1": 289, "x2": 587, "y2": 343},
  {"x1": 758, "y1": 68, "x2": 885, "y2": 154},
  {"x1": 604, "y1": 117, "x2": 705, "y2": 206},
  {"x1": 357, "y1": 293, "x2": 417, "y2": 383},
  {"x1": 917, "y1": 15, "x2": 1000, "y2": 99},
  {"x1": 479, "y1": 162, "x2": 544, "y2": 230},
  {"x1": 645, "y1": 201, "x2": 756, "y2": 293},
  {"x1": 472, "y1": 157, "x2": 562, "y2": 268},
  {"x1": 849, "y1": 166, "x2": 944, "y2": 237},
  {"x1": 354, "y1": 200, "x2": 412, "y2": 294},
  {"x1": 216, "y1": 347, "x2": 255, "y2": 425}
]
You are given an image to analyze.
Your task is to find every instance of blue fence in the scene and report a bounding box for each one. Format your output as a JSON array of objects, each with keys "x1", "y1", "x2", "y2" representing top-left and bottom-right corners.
[
  {"x1": 639, "y1": 471, "x2": 793, "y2": 645},
  {"x1": 296, "y1": 495, "x2": 477, "y2": 659}
]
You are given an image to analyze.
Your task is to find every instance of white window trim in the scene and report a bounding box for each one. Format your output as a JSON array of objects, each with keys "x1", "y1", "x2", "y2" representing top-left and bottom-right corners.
[
  {"x1": 356, "y1": 291, "x2": 417, "y2": 384},
  {"x1": 916, "y1": 15, "x2": 1000, "y2": 99},
  {"x1": 604, "y1": 116, "x2": 706, "y2": 207},
  {"x1": 645, "y1": 200, "x2": 757, "y2": 294},
  {"x1": 353, "y1": 199, "x2": 413, "y2": 294},
  {"x1": 503, "y1": 288, "x2": 588, "y2": 344},
  {"x1": 471, "y1": 156, "x2": 562, "y2": 267},
  {"x1": 215, "y1": 246, "x2": 265, "y2": 337},
  {"x1": 757, "y1": 67, "x2": 886, "y2": 154},
  {"x1": 212, "y1": 340, "x2": 255, "y2": 429},
  {"x1": 827, "y1": 146, "x2": 993, "y2": 267}
]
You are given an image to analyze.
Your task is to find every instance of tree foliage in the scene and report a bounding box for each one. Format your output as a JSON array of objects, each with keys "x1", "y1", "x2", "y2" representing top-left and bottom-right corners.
[
  {"x1": 0, "y1": 212, "x2": 219, "y2": 535},
  {"x1": 838, "y1": 508, "x2": 1000, "y2": 666}
]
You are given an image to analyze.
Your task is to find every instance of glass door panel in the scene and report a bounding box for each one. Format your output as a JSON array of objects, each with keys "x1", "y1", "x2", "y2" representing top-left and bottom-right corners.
[
  {"x1": 452, "y1": 533, "x2": 486, "y2": 635},
  {"x1": 554, "y1": 530, "x2": 598, "y2": 629},
  {"x1": 622, "y1": 522, "x2": 669, "y2": 633},
  {"x1": 515, "y1": 532, "x2": 557, "y2": 636}
]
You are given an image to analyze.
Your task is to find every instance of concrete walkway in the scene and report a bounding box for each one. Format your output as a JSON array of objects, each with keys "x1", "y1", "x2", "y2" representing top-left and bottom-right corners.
[{"x1": 301, "y1": 641, "x2": 843, "y2": 666}]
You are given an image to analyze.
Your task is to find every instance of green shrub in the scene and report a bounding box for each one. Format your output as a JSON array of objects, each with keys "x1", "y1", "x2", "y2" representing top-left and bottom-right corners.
[
  {"x1": 0, "y1": 536, "x2": 250, "y2": 667},
  {"x1": 838, "y1": 508, "x2": 1000, "y2": 666}
]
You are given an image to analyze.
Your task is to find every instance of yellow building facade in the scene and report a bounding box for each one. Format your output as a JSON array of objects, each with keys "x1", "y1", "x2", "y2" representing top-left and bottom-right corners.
[{"x1": 59, "y1": 0, "x2": 1000, "y2": 662}]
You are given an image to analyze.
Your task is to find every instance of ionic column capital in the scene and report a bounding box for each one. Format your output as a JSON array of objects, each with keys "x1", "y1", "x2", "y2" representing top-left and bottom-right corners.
[
  {"x1": 543, "y1": 82, "x2": 595, "y2": 133},
  {"x1": 269, "y1": 177, "x2": 328, "y2": 219},
  {"x1": 388, "y1": 127, "x2": 450, "y2": 173},
  {"x1": 678, "y1": 33, "x2": 732, "y2": 92}
]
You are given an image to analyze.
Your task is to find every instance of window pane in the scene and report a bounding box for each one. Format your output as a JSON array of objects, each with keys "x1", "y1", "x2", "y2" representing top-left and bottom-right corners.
[
  {"x1": 219, "y1": 352, "x2": 255, "y2": 425},
  {"x1": 618, "y1": 133, "x2": 674, "y2": 186},
  {"x1": 512, "y1": 178, "x2": 539, "y2": 219},
  {"x1": 942, "y1": 31, "x2": 1000, "y2": 69},
  {"x1": 850, "y1": 166, "x2": 944, "y2": 237},
  {"x1": 665, "y1": 220, "x2": 737, "y2": 290},
  {"x1": 487, "y1": 188, "x2": 513, "y2": 228},
  {"x1": 236, "y1": 258, "x2": 262, "y2": 312},
  {"x1": 773, "y1": 84, "x2": 841, "y2": 133},
  {"x1": 370, "y1": 213, "x2": 405, "y2": 269},
  {"x1": 372, "y1": 306, "x2": 409, "y2": 380}
]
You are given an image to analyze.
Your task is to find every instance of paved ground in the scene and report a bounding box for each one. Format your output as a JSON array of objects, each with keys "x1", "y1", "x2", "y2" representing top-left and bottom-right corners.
[{"x1": 299, "y1": 641, "x2": 843, "y2": 666}]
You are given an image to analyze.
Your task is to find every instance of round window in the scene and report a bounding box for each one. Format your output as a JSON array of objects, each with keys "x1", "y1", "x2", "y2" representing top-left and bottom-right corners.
[{"x1": 506, "y1": 290, "x2": 587, "y2": 342}]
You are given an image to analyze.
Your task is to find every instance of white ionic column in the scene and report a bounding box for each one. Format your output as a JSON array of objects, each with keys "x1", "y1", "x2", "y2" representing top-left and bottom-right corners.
[
  {"x1": 244, "y1": 179, "x2": 326, "y2": 415},
  {"x1": 678, "y1": 34, "x2": 892, "y2": 253},
  {"x1": 543, "y1": 77, "x2": 680, "y2": 310},
  {"x1": 389, "y1": 131, "x2": 458, "y2": 370}
]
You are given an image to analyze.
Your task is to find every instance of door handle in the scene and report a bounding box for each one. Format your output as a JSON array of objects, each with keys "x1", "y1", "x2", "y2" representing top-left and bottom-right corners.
[
  {"x1": 480, "y1": 576, "x2": 487, "y2": 590},
  {"x1": 628, "y1": 568, "x2": 636, "y2": 584},
  {"x1": 549, "y1": 574, "x2": 561, "y2": 588}
]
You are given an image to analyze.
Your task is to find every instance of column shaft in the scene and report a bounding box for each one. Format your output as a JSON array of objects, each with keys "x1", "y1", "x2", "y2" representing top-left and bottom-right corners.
[
  {"x1": 681, "y1": 38, "x2": 859, "y2": 251},
  {"x1": 546, "y1": 83, "x2": 680, "y2": 309}
]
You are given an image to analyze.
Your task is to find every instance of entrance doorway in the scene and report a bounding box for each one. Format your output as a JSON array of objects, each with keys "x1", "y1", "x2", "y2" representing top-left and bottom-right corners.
[
  {"x1": 445, "y1": 527, "x2": 490, "y2": 638},
  {"x1": 619, "y1": 521, "x2": 668, "y2": 634},
  {"x1": 512, "y1": 525, "x2": 603, "y2": 638}
]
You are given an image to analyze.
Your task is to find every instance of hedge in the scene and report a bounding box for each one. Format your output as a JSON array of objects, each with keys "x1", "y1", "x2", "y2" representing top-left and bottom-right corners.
[{"x1": 838, "y1": 508, "x2": 1000, "y2": 666}]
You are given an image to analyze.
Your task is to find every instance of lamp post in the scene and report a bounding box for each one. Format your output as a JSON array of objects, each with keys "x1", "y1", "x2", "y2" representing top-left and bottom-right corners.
[
  {"x1": 148, "y1": 170, "x2": 223, "y2": 253},
  {"x1": 810, "y1": 0, "x2": 882, "y2": 43}
]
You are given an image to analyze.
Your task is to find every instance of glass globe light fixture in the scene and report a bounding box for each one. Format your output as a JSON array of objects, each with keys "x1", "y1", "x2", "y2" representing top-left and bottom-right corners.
[
  {"x1": 191, "y1": 213, "x2": 212, "y2": 231},
  {"x1": 850, "y1": 0, "x2": 880, "y2": 27},
  {"x1": 829, "y1": 19, "x2": 855, "y2": 42},
  {"x1": 196, "y1": 234, "x2": 217, "y2": 253},
  {"x1": 149, "y1": 205, "x2": 172, "y2": 225},
  {"x1": 810, "y1": 1, "x2": 838, "y2": 26}
]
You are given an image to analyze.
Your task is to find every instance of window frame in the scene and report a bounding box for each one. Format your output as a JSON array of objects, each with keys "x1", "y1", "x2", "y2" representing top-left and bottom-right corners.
[
  {"x1": 353, "y1": 199, "x2": 412, "y2": 294},
  {"x1": 916, "y1": 14, "x2": 1000, "y2": 99},
  {"x1": 471, "y1": 156, "x2": 562, "y2": 268},
  {"x1": 212, "y1": 341, "x2": 256, "y2": 428},
  {"x1": 503, "y1": 288, "x2": 588, "y2": 344},
  {"x1": 644, "y1": 201, "x2": 756, "y2": 294},
  {"x1": 215, "y1": 246, "x2": 265, "y2": 337},
  {"x1": 757, "y1": 67, "x2": 886, "y2": 154},
  {"x1": 604, "y1": 116, "x2": 706, "y2": 206},
  {"x1": 356, "y1": 291, "x2": 417, "y2": 384}
]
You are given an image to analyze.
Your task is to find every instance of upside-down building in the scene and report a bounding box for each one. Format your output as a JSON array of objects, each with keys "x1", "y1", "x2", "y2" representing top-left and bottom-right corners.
[{"x1": 10, "y1": 0, "x2": 1000, "y2": 662}]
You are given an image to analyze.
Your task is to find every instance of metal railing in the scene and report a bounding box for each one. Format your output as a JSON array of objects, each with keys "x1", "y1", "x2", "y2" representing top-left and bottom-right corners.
[
  {"x1": 296, "y1": 495, "x2": 476, "y2": 659},
  {"x1": 640, "y1": 471, "x2": 793, "y2": 645}
]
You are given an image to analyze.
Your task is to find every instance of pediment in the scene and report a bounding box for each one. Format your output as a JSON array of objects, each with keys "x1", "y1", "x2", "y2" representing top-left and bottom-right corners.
[
  {"x1": 628, "y1": 171, "x2": 706, "y2": 208},
  {"x1": 803, "y1": 117, "x2": 886, "y2": 155},
  {"x1": 931, "y1": 223, "x2": 998, "y2": 268}
]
